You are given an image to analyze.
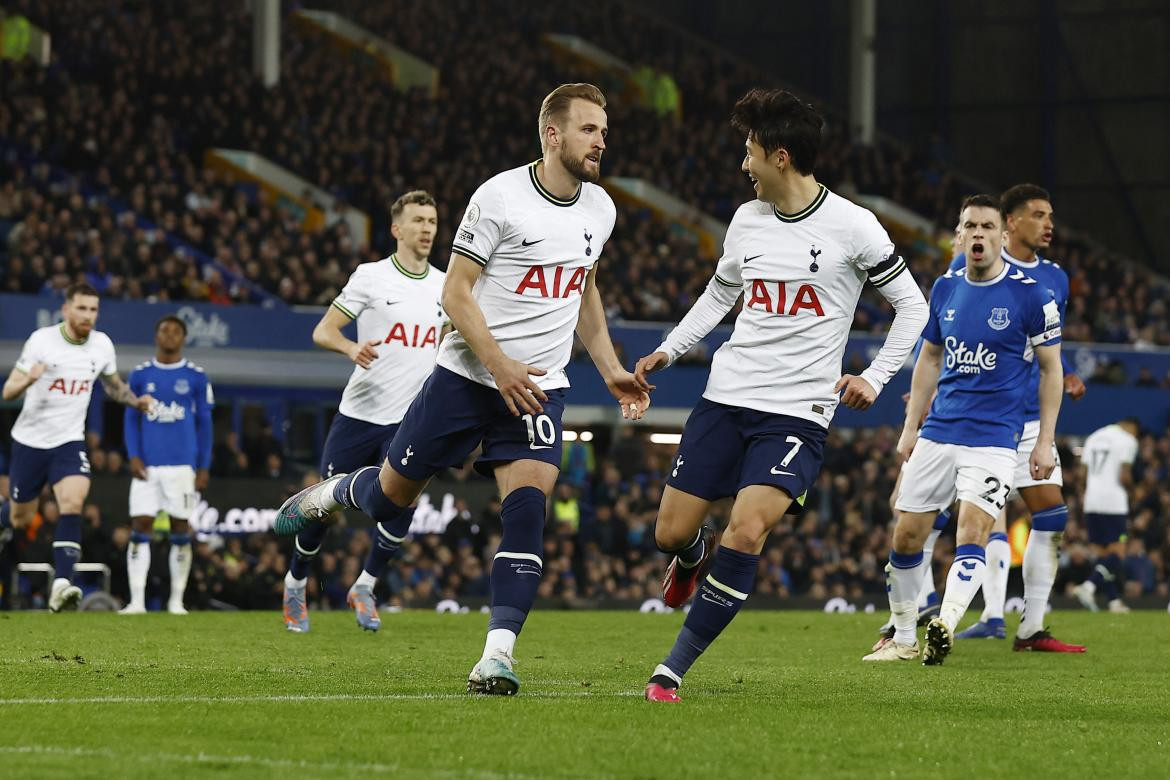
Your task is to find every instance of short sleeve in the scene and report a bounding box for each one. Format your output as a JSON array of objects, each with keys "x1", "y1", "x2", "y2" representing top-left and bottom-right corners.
[
  {"x1": 13, "y1": 333, "x2": 41, "y2": 374},
  {"x1": 202, "y1": 373, "x2": 216, "y2": 407},
  {"x1": 332, "y1": 266, "x2": 371, "y2": 320},
  {"x1": 848, "y1": 209, "x2": 896, "y2": 272},
  {"x1": 920, "y1": 279, "x2": 943, "y2": 345},
  {"x1": 452, "y1": 181, "x2": 507, "y2": 268},
  {"x1": 709, "y1": 214, "x2": 745, "y2": 289},
  {"x1": 1028, "y1": 287, "x2": 1062, "y2": 347},
  {"x1": 1122, "y1": 435, "x2": 1139, "y2": 465},
  {"x1": 101, "y1": 338, "x2": 118, "y2": 376}
]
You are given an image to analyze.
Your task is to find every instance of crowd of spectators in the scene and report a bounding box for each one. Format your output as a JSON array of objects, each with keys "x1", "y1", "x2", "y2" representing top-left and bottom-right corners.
[
  {"x1": 4, "y1": 425, "x2": 1169, "y2": 611},
  {"x1": 1, "y1": 0, "x2": 1167, "y2": 343}
]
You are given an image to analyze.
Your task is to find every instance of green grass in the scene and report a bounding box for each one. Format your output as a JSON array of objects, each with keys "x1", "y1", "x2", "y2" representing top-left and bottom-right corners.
[{"x1": 0, "y1": 610, "x2": 1167, "y2": 778}]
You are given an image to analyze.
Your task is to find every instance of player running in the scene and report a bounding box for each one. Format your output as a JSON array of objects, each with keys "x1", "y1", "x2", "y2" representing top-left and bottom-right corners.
[
  {"x1": 949, "y1": 184, "x2": 1086, "y2": 650},
  {"x1": 865, "y1": 194, "x2": 1065, "y2": 665},
  {"x1": 0, "y1": 283, "x2": 153, "y2": 611},
  {"x1": 635, "y1": 88, "x2": 929, "y2": 702},
  {"x1": 274, "y1": 83, "x2": 651, "y2": 695},
  {"x1": 281, "y1": 190, "x2": 448, "y2": 634},
  {"x1": 1073, "y1": 418, "x2": 1140, "y2": 613},
  {"x1": 119, "y1": 315, "x2": 213, "y2": 615}
]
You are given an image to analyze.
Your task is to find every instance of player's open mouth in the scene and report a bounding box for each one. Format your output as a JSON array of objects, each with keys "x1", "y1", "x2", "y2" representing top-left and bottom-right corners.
[
  {"x1": 970, "y1": 242, "x2": 985, "y2": 259},
  {"x1": 585, "y1": 154, "x2": 600, "y2": 164}
]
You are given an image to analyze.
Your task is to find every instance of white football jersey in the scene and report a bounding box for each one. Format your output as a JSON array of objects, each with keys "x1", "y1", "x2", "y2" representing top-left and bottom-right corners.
[
  {"x1": 439, "y1": 161, "x2": 617, "y2": 389},
  {"x1": 11, "y1": 324, "x2": 117, "y2": 449},
  {"x1": 674, "y1": 188, "x2": 904, "y2": 425},
  {"x1": 1082, "y1": 423, "x2": 1138, "y2": 514},
  {"x1": 331, "y1": 254, "x2": 447, "y2": 425}
]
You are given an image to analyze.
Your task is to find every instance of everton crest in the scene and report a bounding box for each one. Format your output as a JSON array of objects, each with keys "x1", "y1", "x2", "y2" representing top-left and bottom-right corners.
[{"x1": 987, "y1": 307, "x2": 1011, "y2": 331}]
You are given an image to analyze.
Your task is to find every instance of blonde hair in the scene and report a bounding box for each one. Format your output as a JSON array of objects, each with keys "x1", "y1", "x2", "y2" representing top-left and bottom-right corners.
[
  {"x1": 538, "y1": 83, "x2": 606, "y2": 152},
  {"x1": 390, "y1": 190, "x2": 437, "y2": 224}
]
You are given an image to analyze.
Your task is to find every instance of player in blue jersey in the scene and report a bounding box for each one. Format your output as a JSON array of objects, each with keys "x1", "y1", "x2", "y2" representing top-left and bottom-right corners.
[
  {"x1": 863, "y1": 194, "x2": 1064, "y2": 664},
  {"x1": 118, "y1": 315, "x2": 213, "y2": 615},
  {"x1": 944, "y1": 185, "x2": 1086, "y2": 650}
]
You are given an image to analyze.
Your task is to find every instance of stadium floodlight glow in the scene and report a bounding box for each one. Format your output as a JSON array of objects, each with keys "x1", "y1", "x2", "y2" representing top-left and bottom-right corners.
[
  {"x1": 649, "y1": 433, "x2": 682, "y2": 445},
  {"x1": 564, "y1": 430, "x2": 579, "y2": 442},
  {"x1": 580, "y1": 431, "x2": 594, "y2": 442}
]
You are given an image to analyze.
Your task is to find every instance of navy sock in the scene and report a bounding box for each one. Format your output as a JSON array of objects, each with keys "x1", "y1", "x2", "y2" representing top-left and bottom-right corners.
[
  {"x1": 1091, "y1": 553, "x2": 1122, "y2": 601},
  {"x1": 933, "y1": 507, "x2": 951, "y2": 532},
  {"x1": 658, "y1": 524, "x2": 705, "y2": 567},
  {"x1": 362, "y1": 507, "x2": 414, "y2": 578},
  {"x1": 488, "y1": 487, "x2": 547, "y2": 635},
  {"x1": 130, "y1": 531, "x2": 152, "y2": 545},
  {"x1": 0, "y1": 501, "x2": 10, "y2": 530},
  {"x1": 289, "y1": 520, "x2": 328, "y2": 581},
  {"x1": 53, "y1": 513, "x2": 82, "y2": 582},
  {"x1": 662, "y1": 546, "x2": 759, "y2": 681},
  {"x1": 170, "y1": 532, "x2": 190, "y2": 547},
  {"x1": 1031, "y1": 505, "x2": 1068, "y2": 532}
]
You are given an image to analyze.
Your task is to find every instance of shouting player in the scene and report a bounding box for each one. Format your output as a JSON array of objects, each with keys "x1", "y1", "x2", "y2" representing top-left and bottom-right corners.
[
  {"x1": 275, "y1": 83, "x2": 651, "y2": 694},
  {"x1": 1073, "y1": 418, "x2": 1140, "y2": 613},
  {"x1": 119, "y1": 315, "x2": 213, "y2": 615},
  {"x1": 282, "y1": 190, "x2": 448, "y2": 634},
  {"x1": 0, "y1": 283, "x2": 152, "y2": 610},
  {"x1": 635, "y1": 88, "x2": 929, "y2": 702},
  {"x1": 866, "y1": 194, "x2": 1064, "y2": 664}
]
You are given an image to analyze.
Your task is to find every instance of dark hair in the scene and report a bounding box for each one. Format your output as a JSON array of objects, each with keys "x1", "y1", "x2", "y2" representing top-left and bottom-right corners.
[
  {"x1": 730, "y1": 88, "x2": 824, "y2": 175},
  {"x1": 64, "y1": 282, "x2": 99, "y2": 301},
  {"x1": 1000, "y1": 183, "x2": 1051, "y2": 217},
  {"x1": 156, "y1": 314, "x2": 188, "y2": 336},
  {"x1": 390, "y1": 190, "x2": 437, "y2": 224},
  {"x1": 960, "y1": 193, "x2": 1003, "y2": 221}
]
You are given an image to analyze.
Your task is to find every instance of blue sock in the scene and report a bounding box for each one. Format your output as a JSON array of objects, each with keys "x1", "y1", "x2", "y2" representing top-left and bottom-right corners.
[
  {"x1": 170, "y1": 532, "x2": 190, "y2": 547},
  {"x1": 1031, "y1": 505, "x2": 1068, "y2": 532},
  {"x1": 333, "y1": 465, "x2": 416, "y2": 578},
  {"x1": 53, "y1": 513, "x2": 82, "y2": 582},
  {"x1": 0, "y1": 501, "x2": 10, "y2": 530},
  {"x1": 661, "y1": 546, "x2": 759, "y2": 682},
  {"x1": 657, "y1": 524, "x2": 706, "y2": 567},
  {"x1": 933, "y1": 507, "x2": 951, "y2": 531},
  {"x1": 131, "y1": 531, "x2": 152, "y2": 545},
  {"x1": 362, "y1": 508, "x2": 414, "y2": 578},
  {"x1": 1091, "y1": 553, "x2": 1122, "y2": 601},
  {"x1": 488, "y1": 487, "x2": 547, "y2": 635},
  {"x1": 289, "y1": 520, "x2": 328, "y2": 581}
]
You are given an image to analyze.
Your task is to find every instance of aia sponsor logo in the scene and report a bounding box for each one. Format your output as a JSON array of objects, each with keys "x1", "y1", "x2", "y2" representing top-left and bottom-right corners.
[
  {"x1": 47, "y1": 378, "x2": 92, "y2": 395},
  {"x1": 514, "y1": 265, "x2": 588, "y2": 298},
  {"x1": 384, "y1": 324, "x2": 439, "y2": 348},
  {"x1": 745, "y1": 280, "x2": 825, "y2": 316}
]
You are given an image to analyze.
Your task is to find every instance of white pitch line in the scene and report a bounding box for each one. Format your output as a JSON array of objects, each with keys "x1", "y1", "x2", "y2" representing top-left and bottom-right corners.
[
  {"x1": 0, "y1": 691, "x2": 640, "y2": 706},
  {"x1": 0, "y1": 744, "x2": 550, "y2": 778}
]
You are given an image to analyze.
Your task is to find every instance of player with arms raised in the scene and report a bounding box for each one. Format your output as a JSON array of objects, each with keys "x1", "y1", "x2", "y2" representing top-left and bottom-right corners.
[
  {"x1": 274, "y1": 83, "x2": 650, "y2": 694},
  {"x1": 119, "y1": 315, "x2": 213, "y2": 615},
  {"x1": 635, "y1": 88, "x2": 929, "y2": 701},
  {"x1": 0, "y1": 283, "x2": 152, "y2": 610},
  {"x1": 281, "y1": 190, "x2": 448, "y2": 634},
  {"x1": 866, "y1": 195, "x2": 1065, "y2": 665}
]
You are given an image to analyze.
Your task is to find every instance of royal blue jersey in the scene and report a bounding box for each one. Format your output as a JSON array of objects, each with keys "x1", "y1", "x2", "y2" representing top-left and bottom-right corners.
[
  {"x1": 920, "y1": 263, "x2": 1062, "y2": 449},
  {"x1": 951, "y1": 250, "x2": 1072, "y2": 420},
  {"x1": 124, "y1": 359, "x2": 214, "y2": 468}
]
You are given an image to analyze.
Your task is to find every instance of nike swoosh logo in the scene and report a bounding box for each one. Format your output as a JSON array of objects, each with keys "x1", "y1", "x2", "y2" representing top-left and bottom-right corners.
[
  {"x1": 521, "y1": 238, "x2": 544, "y2": 247},
  {"x1": 744, "y1": 254, "x2": 763, "y2": 263},
  {"x1": 770, "y1": 467, "x2": 795, "y2": 476},
  {"x1": 529, "y1": 444, "x2": 553, "y2": 450}
]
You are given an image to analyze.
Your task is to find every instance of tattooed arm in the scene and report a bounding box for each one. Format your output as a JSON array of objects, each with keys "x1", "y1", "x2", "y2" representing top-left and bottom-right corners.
[{"x1": 101, "y1": 373, "x2": 154, "y2": 413}]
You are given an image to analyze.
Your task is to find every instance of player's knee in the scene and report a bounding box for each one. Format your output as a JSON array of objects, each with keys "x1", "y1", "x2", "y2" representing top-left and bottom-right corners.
[
  {"x1": 170, "y1": 517, "x2": 190, "y2": 534},
  {"x1": 723, "y1": 514, "x2": 770, "y2": 553},
  {"x1": 132, "y1": 516, "x2": 154, "y2": 534},
  {"x1": 9, "y1": 503, "x2": 36, "y2": 528},
  {"x1": 653, "y1": 516, "x2": 693, "y2": 551},
  {"x1": 891, "y1": 518, "x2": 928, "y2": 553},
  {"x1": 378, "y1": 462, "x2": 424, "y2": 507}
]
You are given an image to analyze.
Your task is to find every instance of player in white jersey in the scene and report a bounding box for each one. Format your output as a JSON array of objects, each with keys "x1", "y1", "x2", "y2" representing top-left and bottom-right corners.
[
  {"x1": 274, "y1": 83, "x2": 651, "y2": 695},
  {"x1": 1, "y1": 284, "x2": 153, "y2": 611},
  {"x1": 281, "y1": 191, "x2": 448, "y2": 633},
  {"x1": 632, "y1": 88, "x2": 929, "y2": 702},
  {"x1": 1073, "y1": 418, "x2": 1140, "y2": 613}
]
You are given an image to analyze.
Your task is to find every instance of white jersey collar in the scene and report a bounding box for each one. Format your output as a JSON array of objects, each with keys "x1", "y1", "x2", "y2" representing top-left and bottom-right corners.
[
  {"x1": 151, "y1": 358, "x2": 188, "y2": 370},
  {"x1": 962, "y1": 262, "x2": 1010, "y2": 287},
  {"x1": 1002, "y1": 246, "x2": 1040, "y2": 269}
]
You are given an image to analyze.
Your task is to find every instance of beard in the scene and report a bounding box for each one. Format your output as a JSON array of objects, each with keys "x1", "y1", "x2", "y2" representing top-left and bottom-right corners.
[{"x1": 560, "y1": 147, "x2": 600, "y2": 184}]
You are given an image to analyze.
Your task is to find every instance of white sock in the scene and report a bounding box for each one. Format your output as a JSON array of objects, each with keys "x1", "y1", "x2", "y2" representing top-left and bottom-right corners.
[
  {"x1": 355, "y1": 570, "x2": 377, "y2": 589},
  {"x1": 284, "y1": 570, "x2": 307, "y2": 590},
  {"x1": 916, "y1": 529, "x2": 942, "y2": 607},
  {"x1": 939, "y1": 546, "x2": 986, "y2": 631},
  {"x1": 1019, "y1": 530, "x2": 1059, "y2": 638},
  {"x1": 127, "y1": 540, "x2": 151, "y2": 606},
  {"x1": 482, "y1": 628, "x2": 517, "y2": 660},
  {"x1": 886, "y1": 553, "x2": 925, "y2": 646},
  {"x1": 169, "y1": 543, "x2": 192, "y2": 605},
  {"x1": 980, "y1": 535, "x2": 1010, "y2": 622}
]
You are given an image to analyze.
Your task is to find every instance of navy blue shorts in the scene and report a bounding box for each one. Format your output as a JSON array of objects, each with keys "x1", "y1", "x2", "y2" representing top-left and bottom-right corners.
[
  {"x1": 1084, "y1": 512, "x2": 1128, "y2": 546},
  {"x1": 8, "y1": 440, "x2": 90, "y2": 503},
  {"x1": 386, "y1": 366, "x2": 566, "y2": 480},
  {"x1": 666, "y1": 398, "x2": 826, "y2": 513},
  {"x1": 320, "y1": 413, "x2": 399, "y2": 477}
]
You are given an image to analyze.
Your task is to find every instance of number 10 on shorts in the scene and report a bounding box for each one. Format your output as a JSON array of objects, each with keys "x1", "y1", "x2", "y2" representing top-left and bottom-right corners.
[{"x1": 522, "y1": 413, "x2": 556, "y2": 450}]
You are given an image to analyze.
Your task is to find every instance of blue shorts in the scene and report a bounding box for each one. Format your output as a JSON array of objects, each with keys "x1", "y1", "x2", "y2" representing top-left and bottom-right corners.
[
  {"x1": 320, "y1": 413, "x2": 400, "y2": 477},
  {"x1": 8, "y1": 440, "x2": 90, "y2": 503},
  {"x1": 1084, "y1": 512, "x2": 1128, "y2": 546},
  {"x1": 666, "y1": 398, "x2": 826, "y2": 513},
  {"x1": 386, "y1": 366, "x2": 566, "y2": 480}
]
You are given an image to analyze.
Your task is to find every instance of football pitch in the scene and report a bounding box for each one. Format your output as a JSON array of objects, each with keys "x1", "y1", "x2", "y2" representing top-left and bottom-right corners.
[{"x1": 0, "y1": 611, "x2": 1167, "y2": 779}]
